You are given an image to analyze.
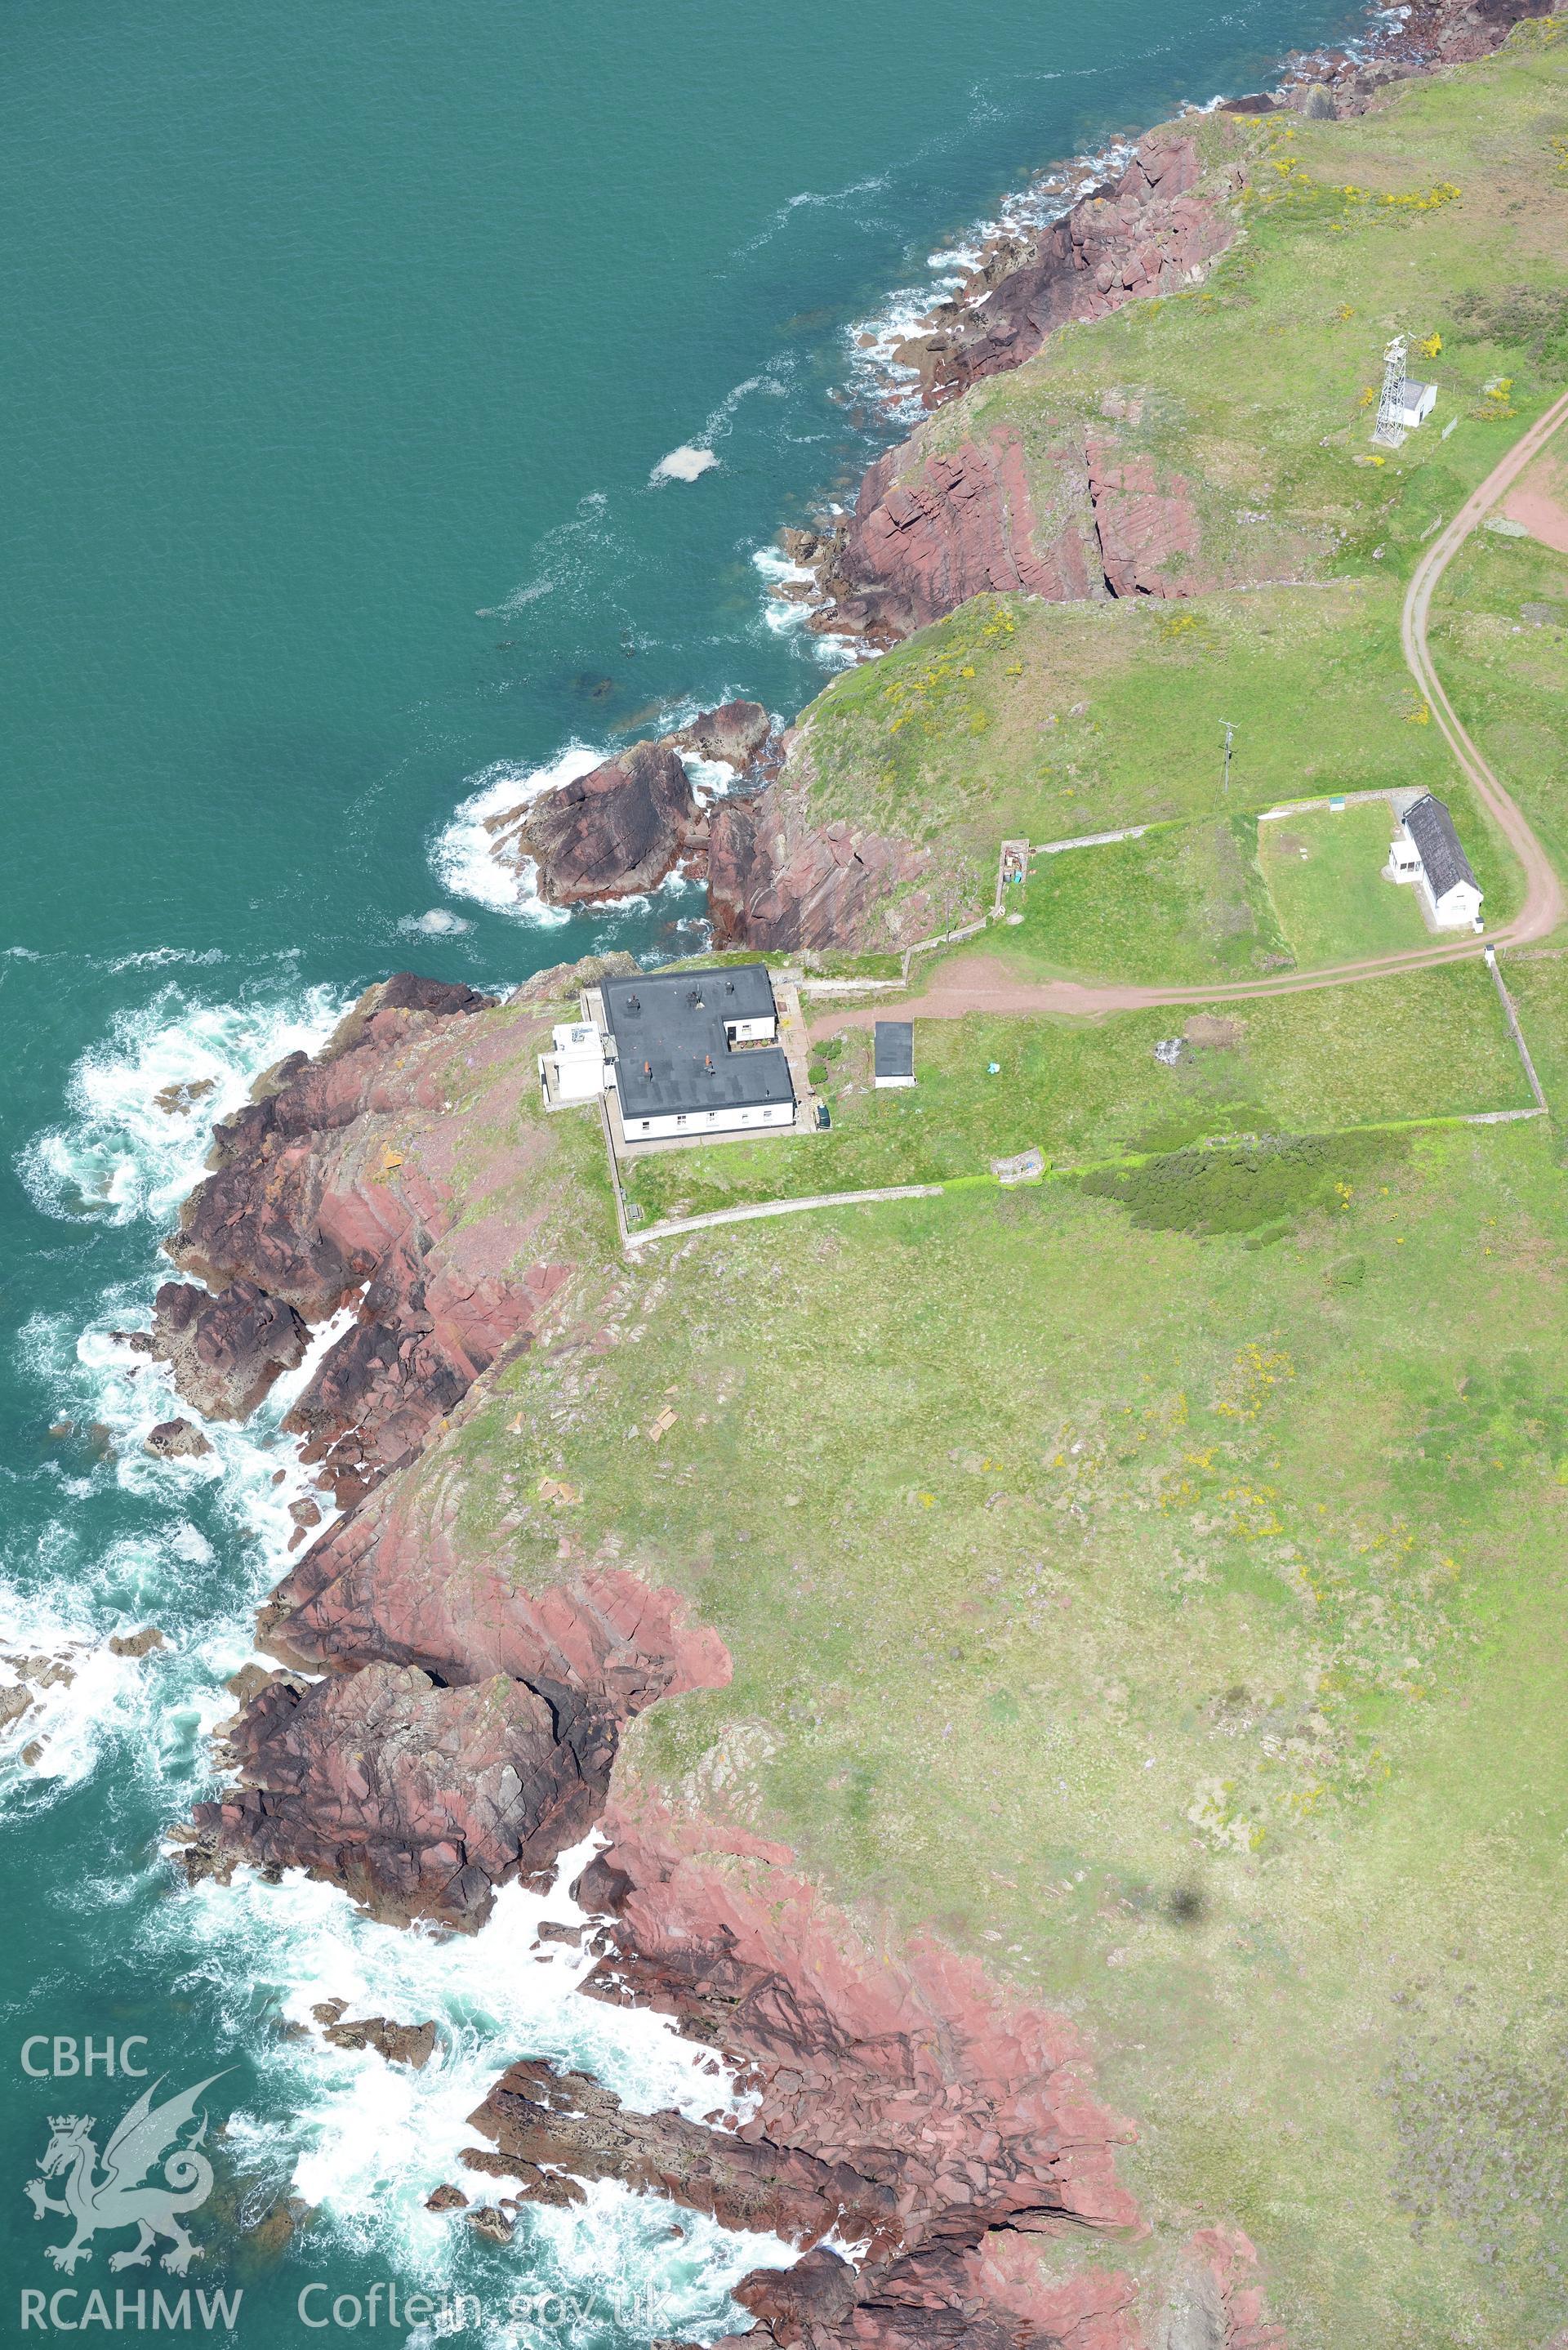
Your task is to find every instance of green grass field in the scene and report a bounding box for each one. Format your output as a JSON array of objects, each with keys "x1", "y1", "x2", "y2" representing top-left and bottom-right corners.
[
  {"x1": 419, "y1": 989, "x2": 1568, "y2": 2346},
  {"x1": 962, "y1": 778, "x2": 1512, "y2": 987},
  {"x1": 1258, "y1": 800, "x2": 1432, "y2": 965},
  {"x1": 800, "y1": 582, "x2": 1464, "y2": 854},
  {"x1": 619, "y1": 961, "x2": 1529, "y2": 1225},
  {"x1": 991, "y1": 813, "x2": 1291, "y2": 986}
]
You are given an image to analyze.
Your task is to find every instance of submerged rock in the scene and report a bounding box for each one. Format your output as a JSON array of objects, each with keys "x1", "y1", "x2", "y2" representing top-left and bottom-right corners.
[{"x1": 319, "y1": 2012, "x2": 438, "y2": 2069}]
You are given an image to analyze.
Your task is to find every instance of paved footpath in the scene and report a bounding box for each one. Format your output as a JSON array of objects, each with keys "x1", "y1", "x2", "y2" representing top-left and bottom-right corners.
[{"x1": 812, "y1": 393, "x2": 1568, "y2": 1041}]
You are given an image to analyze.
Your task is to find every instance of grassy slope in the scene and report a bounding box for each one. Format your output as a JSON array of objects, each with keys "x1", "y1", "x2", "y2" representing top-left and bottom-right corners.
[
  {"x1": 620, "y1": 961, "x2": 1528, "y2": 1224},
  {"x1": 432, "y1": 1028, "x2": 1568, "y2": 2348},
  {"x1": 791, "y1": 32, "x2": 1568, "y2": 974}
]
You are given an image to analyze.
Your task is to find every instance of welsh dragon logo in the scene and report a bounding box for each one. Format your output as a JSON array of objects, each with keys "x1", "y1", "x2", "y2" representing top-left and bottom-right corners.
[{"x1": 24, "y1": 2074, "x2": 227, "y2": 2276}]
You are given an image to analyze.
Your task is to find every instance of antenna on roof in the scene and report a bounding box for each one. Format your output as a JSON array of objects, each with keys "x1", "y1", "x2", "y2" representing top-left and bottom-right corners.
[{"x1": 1374, "y1": 333, "x2": 1409, "y2": 451}]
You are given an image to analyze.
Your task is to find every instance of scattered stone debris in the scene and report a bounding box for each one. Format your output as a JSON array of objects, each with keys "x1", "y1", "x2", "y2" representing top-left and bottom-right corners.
[
  {"x1": 647, "y1": 1407, "x2": 679, "y2": 1444},
  {"x1": 1153, "y1": 1038, "x2": 1185, "y2": 1067}
]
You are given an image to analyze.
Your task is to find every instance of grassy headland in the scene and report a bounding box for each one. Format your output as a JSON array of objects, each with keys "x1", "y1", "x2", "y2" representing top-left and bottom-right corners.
[
  {"x1": 412, "y1": 970, "x2": 1568, "y2": 2347},
  {"x1": 786, "y1": 29, "x2": 1568, "y2": 972}
]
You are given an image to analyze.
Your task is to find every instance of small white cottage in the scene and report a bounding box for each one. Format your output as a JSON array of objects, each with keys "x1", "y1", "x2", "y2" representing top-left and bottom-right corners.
[{"x1": 1387, "y1": 793, "x2": 1483, "y2": 929}]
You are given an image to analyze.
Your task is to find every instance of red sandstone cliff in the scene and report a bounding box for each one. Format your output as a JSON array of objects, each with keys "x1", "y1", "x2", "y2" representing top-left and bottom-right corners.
[
  {"x1": 161, "y1": 972, "x2": 577, "y2": 1508},
  {"x1": 457, "y1": 1795, "x2": 1285, "y2": 2350},
  {"x1": 895, "y1": 133, "x2": 1235, "y2": 412},
  {"x1": 706, "y1": 751, "x2": 933, "y2": 954}
]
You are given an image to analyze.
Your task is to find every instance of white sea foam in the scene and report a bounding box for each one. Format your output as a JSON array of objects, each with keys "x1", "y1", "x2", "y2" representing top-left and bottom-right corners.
[
  {"x1": 16, "y1": 986, "x2": 788, "y2": 2334},
  {"x1": 432, "y1": 748, "x2": 601, "y2": 922},
  {"x1": 751, "y1": 548, "x2": 859, "y2": 673},
  {"x1": 18, "y1": 982, "x2": 343, "y2": 1229},
  {"x1": 149, "y1": 1848, "x2": 789, "y2": 2332},
  {"x1": 680, "y1": 754, "x2": 741, "y2": 804},
  {"x1": 4, "y1": 983, "x2": 350, "y2": 1804},
  {"x1": 481, "y1": 491, "x2": 621, "y2": 622},
  {"x1": 652, "y1": 445, "x2": 720, "y2": 485},
  {"x1": 842, "y1": 134, "x2": 1136, "y2": 420},
  {"x1": 400, "y1": 908, "x2": 472, "y2": 938}
]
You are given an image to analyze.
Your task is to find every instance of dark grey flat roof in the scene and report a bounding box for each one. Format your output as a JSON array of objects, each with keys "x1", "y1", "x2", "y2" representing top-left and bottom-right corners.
[
  {"x1": 874, "y1": 1021, "x2": 915, "y2": 1079},
  {"x1": 1403, "y1": 793, "x2": 1477, "y2": 901},
  {"x1": 604, "y1": 966, "x2": 794, "y2": 1121}
]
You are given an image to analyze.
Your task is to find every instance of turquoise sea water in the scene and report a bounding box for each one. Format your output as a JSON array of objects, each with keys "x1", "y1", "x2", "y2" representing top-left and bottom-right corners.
[{"x1": 2, "y1": 2, "x2": 1368, "y2": 2338}]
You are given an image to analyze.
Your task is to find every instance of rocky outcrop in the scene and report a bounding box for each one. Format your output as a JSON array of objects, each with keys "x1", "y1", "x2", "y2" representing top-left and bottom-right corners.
[
  {"x1": 897, "y1": 135, "x2": 1235, "y2": 409},
  {"x1": 312, "y1": 2003, "x2": 438, "y2": 2068},
  {"x1": 814, "y1": 434, "x2": 1100, "y2": 642},
  {"x1": 479, "y1": 702, "x2": 777, "y2": 912},
  {"x1": 145, "y1": 1416, "x2": 214, "y2": 1460},
  {"x1": 260, "y1": 1482, "x2": 730, "y2": 1696},
  {"x1": 512, "y1": 949, "x2": 641, "y2": 1007},
  {"x1": 670, "y1": 699, "x2": 776, "y2": 771},
  {"x1": 1086, "y1": 439, "x2": 1209, "y2": 600},
  {"x1": 455, "y1": 1793, "x2": 1144, "y2": 2346},
  {"x1": 467, "y1": 2056, "x2": 896, "y2": 2245},
  {"x1": 509, "y1": 740, "x2": 706, "y2": 907},
  {"x1": 149, "y1": 1280, "x2": 309, "y2": 1422},
  {"x1": 707, "y1": 760, "x2": 932, "y2": 952},
  {"x1": 167, "y1": 974, "x2": 493, "y2": 1317},
  {"x1": 160, "y1": 974, "x2": 566, "y2": 1509},
  {"x1": 189, "y1": 1661, "x2": 621, "y2": 1929},
  {"x1": 1273, "y1": 0, "x2": 1561, "y2": 117}
]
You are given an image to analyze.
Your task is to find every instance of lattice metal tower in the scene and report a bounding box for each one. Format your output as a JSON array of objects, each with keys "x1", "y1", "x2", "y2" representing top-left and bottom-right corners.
[{"x1": 1373, "y1": 334, "x2": 1409, "y2": 449}]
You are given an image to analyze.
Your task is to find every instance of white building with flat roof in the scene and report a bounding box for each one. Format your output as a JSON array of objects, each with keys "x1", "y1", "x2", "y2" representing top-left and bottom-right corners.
[{"x1": 538, "y1": 1019, "x2": 607, "y2": 1108}]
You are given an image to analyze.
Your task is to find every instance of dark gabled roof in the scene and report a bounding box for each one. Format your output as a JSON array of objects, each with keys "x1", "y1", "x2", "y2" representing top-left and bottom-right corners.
[
  {"x1": 1402, "y1": 793, "x2": 1478, "y2": 902},
  {"x1": 603, "y1": 965, "x2": 794, "y2": 1121},
  {"x1": 874, "y1": 1021, "x2": 915, "y2": 1079}
]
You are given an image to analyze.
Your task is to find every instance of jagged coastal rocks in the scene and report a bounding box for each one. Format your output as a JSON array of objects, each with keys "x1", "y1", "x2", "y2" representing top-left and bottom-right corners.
[{"x1": 481, "y1": 702, "x2": 777, "y2": 910}]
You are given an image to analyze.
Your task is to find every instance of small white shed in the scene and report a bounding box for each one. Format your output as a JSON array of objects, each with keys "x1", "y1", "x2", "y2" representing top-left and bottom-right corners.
[{"x1": 1395, "y1": 378, "x2": 1437, "y2": 430}]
